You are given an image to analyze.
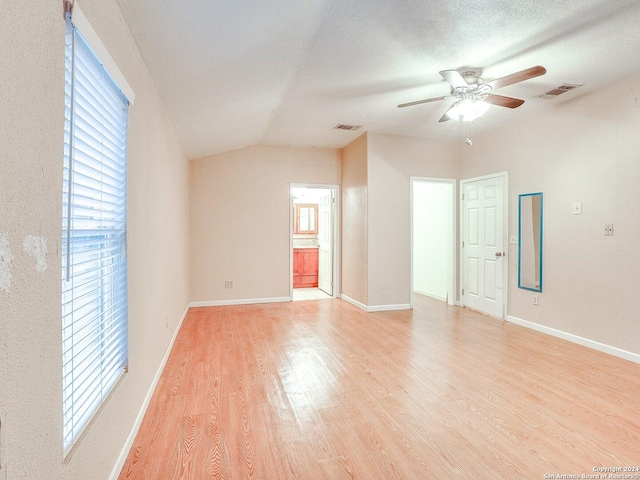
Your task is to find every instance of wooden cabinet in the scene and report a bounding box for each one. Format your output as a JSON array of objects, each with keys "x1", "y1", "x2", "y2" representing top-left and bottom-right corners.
[{"x1": 293, "y1": 248, "x2": 319, "y2": 288}]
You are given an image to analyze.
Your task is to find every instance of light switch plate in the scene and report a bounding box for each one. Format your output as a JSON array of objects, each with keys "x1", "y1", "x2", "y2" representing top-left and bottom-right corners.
[
  {"x1": 510, "y1": 234, "x2": 517, "y2": 245},
  {"x1": 573, "y1": 202, "x2": 582, "y2": 215}
]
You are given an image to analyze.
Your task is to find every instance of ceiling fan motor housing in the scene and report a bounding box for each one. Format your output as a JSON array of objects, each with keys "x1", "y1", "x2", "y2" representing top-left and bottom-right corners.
[
  {"x1": 460, "y1": 70, "x2": 484, "y2": 85},
  {"x1": 450, "y1": 71, "x2": 491, "y2": 98}
]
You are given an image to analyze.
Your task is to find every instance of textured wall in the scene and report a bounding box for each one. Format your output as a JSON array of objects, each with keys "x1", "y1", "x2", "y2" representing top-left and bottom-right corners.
[
  {"x1": 340, "y1": 134, "x2": 369, "y2": 306},
  {"x1": 366, "y1": 133, "x2": 458, "y2": 307},
  {"x1": 0, "y1": 0, "x2": 190, "y2": 478},
  {"x1": 459, "y1": 74, "x2": 640, "y2": 356},
  {"x1": 0, "y1": 2, "x2": 65, "y2": 478},
  {"x1": 189, "y1": 145, "x2": 340, "y2": 303}
]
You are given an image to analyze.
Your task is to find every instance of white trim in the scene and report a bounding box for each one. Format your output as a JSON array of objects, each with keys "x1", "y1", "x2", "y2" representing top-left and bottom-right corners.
[
  {"x1": 72, "y1": 2, "x2": 136, "y2": 104},
  {"x1": 413, "y1": 289, "x2": 447, "y2": 303},
  {"x1": 108, "y1": 304, "x2": 190, "y2": 480},
  {"x1": 289, "y1": 184, "x2": 341, "y2": 300},
  {"x1": 459, "y1": 171, "x2": 508, "y2": 319},
  {"x1": 340, "y1": 294, "x2": 367, "y2": 311},
  {"x1": 289, "y1": 187, "x2": 294, "y2": 300},
  {"x1": 410, "y1": 177, "x2": 457, "y2": 308},
  {"x1": 339, "y1": 295, "x2": 411, "y2": 313},
  {"x1": 367, "y1": 304, "x2": 412, "y2": 312},
  {"x1": 506, "y1": 315, "x2": 640, "y2": 365},
  {"x1": 189, "y1": 297, "x2": 290, "y2": 308}
]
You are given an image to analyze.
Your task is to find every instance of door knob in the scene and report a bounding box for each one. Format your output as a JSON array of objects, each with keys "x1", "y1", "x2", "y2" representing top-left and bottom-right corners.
[{"x1": 495, "y1": 252, "x2": 504, "y2": 257}]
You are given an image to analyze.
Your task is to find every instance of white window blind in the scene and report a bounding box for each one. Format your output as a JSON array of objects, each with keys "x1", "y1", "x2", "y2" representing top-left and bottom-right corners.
[{"x1": 62, "y1": 17, "x2": 129, "y2": 454}]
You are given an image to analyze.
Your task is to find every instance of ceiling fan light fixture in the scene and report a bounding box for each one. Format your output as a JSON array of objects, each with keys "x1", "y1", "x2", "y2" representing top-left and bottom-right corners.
[{"x1": 446, "y1": 99, "x2": 490, "y2": 122}]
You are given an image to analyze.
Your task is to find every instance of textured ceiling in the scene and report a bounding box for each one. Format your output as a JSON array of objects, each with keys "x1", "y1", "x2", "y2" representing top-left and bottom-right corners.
[{"x1": 116, "y1": 0, "x2": 640, "y2": 158}]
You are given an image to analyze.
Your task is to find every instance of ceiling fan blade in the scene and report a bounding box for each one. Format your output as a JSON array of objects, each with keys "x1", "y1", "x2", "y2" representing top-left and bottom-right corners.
[
  {"x1": 438, "y1": 103, "x2": 457, "y2": 122},
  {"x1": 397, "y1": 96, "x2": 448, "y2": 108},
  {"x1": 485, "y1": 93, "x2": 525, "y2": 108},
  {"x1": 485, "y1": 65, "x2": 546, "y2": 90},
  {"x1": 439, "y1": 70, "x2": 467, "y2": 89}
]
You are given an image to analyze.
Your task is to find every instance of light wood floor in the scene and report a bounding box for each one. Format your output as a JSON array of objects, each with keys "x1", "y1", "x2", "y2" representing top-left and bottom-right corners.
[{"x1": 119, "y1": 295, "x2": 640, "y2": 479}]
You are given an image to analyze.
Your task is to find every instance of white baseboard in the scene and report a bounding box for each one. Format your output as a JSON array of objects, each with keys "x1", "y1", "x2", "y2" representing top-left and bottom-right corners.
[
  {"x1": 340, "y1": 294, "x2": 367, "y2": 311},
  {"x1": 189, "y1": 296, "x2": 290, "y2": 307},
  {"x1": 413, "y1": 288, "x2": 447, "y2": 303},
  {"x1": 340, "y1": 294, "x2": 411, "y2": 313},
  {"x1": 506, "y1": 315, "x2": 640, "y2": 365},
  {"x1": 109, "y1": 304, "x2": 190, "y2": 480},
  {"x1": 367, "y1": 303, "x2": 412, "y2": 312}
]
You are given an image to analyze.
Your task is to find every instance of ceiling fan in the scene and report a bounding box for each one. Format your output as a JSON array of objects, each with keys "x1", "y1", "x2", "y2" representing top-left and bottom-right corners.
[{"x1": 397, "y1": 65, "x2": 547, "y2": 122}]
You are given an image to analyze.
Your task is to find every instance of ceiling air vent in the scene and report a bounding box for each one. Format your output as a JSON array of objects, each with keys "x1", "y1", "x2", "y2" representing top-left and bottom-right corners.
[
  {"x1": 334, "y1": 124, "x2": 362, "y2": 131},
  {"x1": 536, "y1": 83, "x2": 583, "y2": 99}
]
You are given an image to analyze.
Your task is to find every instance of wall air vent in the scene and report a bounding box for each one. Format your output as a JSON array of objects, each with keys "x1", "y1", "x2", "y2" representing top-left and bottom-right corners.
[
  {"x1": 536, "y1": 83, "x2": 583, "y2": 99},
  {"x1": 334, "y1": 124, "x2": 362, "y2": 131}
]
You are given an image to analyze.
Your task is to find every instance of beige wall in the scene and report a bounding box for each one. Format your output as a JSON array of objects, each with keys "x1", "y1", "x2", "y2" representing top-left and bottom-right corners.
[
  {"x1": 367, "y1": 133, "x2": 458, "y2": 307},
  {"x1": 0, "y1": 1, "x2": 190, "y2": 478},
  {"x1": 2, "y1": 5, "x2": 638, "y2": 480},
  {"x1": 340, "y1": 134, "x2": 369, "y2": 305},
  {"x1": 459, "y1": 76, "x2": 640, "y2": 355},
  {"x1": 190, "y1": 145, "x2": 340, "y2": 302}
]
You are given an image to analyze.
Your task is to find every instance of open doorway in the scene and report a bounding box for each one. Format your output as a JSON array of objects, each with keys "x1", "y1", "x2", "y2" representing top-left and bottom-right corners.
[
  {"x1": 290, "y1": 185, "x2": 338, "y2": 301},
  {"x1": 411, "y1": 178, "x2": 456, "y2": 306}
]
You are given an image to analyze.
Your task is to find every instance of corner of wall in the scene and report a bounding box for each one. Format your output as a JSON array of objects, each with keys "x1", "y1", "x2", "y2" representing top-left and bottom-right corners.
[{"x1": 340, "y1": 133, "x2": 369, "y2": 305}]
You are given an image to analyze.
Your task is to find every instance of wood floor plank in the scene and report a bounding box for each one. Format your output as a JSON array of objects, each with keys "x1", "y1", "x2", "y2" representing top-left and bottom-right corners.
[{"x1": 119, "y1": 295, "x2": 640, "y2": 479}]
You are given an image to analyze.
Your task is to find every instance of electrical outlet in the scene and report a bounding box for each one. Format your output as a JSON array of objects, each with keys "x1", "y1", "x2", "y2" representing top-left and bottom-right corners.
[
  {"x1": 532, "y1": 295, "x2": 539, "y2": 305},
  {"x1": 225, "y1": 280, "x2": 233, "y2": 288},
  {"x1": 510, "y1": 234, "x2": 517, "y2": 245},
  {"x1": 604, "y1": 224, "x2": 614, "y2": 236}
]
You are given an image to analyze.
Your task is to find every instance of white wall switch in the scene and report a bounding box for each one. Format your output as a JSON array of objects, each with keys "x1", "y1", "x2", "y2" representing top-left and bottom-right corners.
[
  {"x1": 573, "y1": 202, "x2": 582, "y2": 215},
  {"x1": 510, "y1": 234, "x2": 517, "y2": 245},
  {"x1": 532, "y1": 295, "x2": 538, "y2": 305}
]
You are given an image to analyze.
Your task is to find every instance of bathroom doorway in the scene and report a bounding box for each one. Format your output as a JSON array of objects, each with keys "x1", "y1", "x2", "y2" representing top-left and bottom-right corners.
[{"x1": 290, "y1": 184, "x2": 339, "y2": 301}]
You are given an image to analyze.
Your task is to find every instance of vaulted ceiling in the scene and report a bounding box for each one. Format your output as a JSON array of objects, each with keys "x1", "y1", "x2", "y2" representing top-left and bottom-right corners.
[{"x1": 116, "y1": 0, "x2": 640, "y2": 158}]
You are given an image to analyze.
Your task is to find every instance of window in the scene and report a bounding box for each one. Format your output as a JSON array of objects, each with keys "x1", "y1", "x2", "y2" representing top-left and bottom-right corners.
[
  {"x1": 62, "y1": 17, "x2": 129, "y2": 454},
  {"x1": 293, "y1": 204, "x2": 318, "y2": 234}
]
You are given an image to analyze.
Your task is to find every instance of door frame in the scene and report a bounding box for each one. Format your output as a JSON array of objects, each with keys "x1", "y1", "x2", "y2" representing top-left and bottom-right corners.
[
  {"x1": 459, "y1": 171, "x2": 509, "y2": 319},
  {"x1": 289, "y1": 183, "x2": 340, "y2": 300},
  {"x1": 410, "y1": 177, "x2": 457, "y2": 307}
]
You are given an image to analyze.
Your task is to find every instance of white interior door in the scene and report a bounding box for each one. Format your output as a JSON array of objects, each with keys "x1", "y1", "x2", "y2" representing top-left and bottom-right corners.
[
  {"x1": 318, "y1": 192, "x2": 333, "y2": 295},
  {"x1": 462, "y1": 175, "x2": 506, "y2": 318}
]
